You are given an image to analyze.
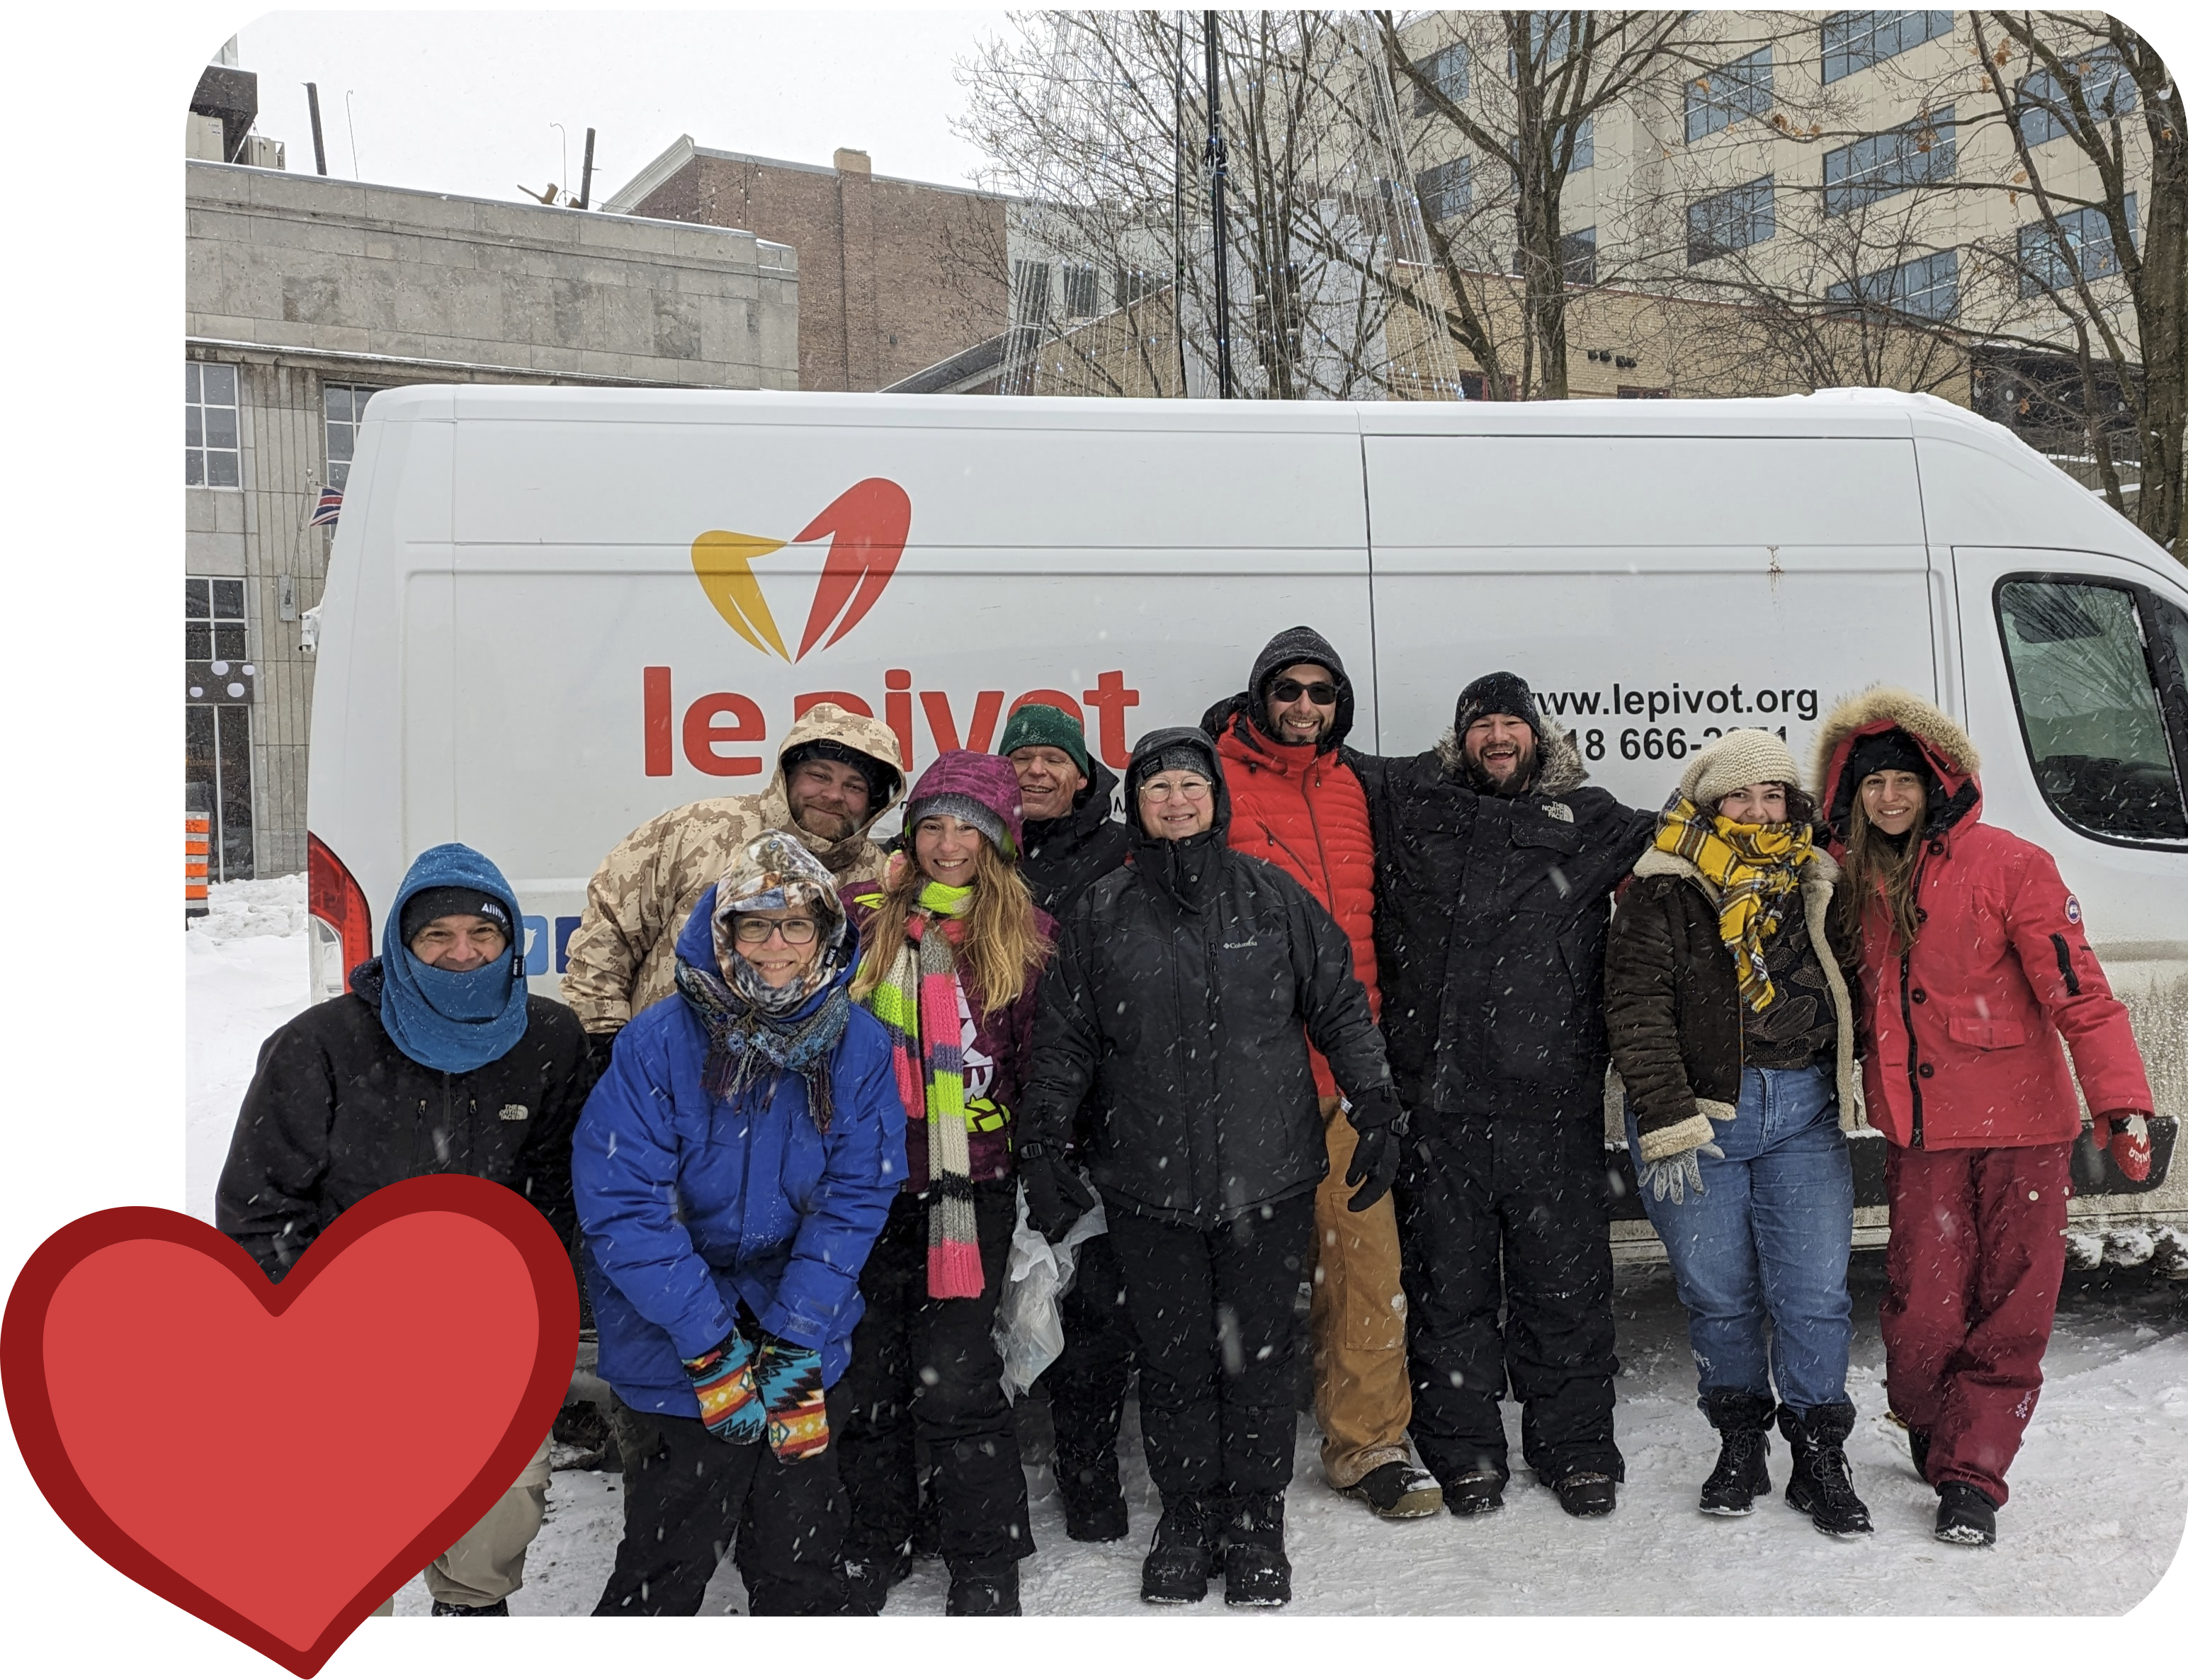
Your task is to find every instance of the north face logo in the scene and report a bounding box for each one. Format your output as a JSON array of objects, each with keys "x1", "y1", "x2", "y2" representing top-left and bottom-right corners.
[
  {"x1": 499, "y1": 1104, "x2": 529, "y2": 1123},
  {"x1": 691, "y1": 479, "x2": 912, "y2": 663}
]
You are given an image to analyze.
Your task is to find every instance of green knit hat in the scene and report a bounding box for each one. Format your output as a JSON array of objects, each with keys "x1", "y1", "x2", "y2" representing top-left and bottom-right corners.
[{"x1": 996, "y1": 703, "x2": 1090, "y2": 776}]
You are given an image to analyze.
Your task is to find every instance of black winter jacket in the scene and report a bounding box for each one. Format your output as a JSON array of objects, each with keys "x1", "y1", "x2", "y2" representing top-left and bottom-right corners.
[
  {"x1": 1020, "y1": 726, "x2": 1395, "y2": 1227},
  {"x1": 1020, "y1": 756, "x2": 1131, "y2": 919},
  {"x1": 1364, "y1": 723, "x2": 1653, "y2": 1116},
  {"x1": 216, "y1": 962, "x2": 590, "y2": 1283}
]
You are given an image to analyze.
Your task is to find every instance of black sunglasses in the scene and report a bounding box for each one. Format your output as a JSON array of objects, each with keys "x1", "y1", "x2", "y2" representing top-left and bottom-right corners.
[{"x1": 1269, "y1": 678, "x2": 1337, "y2": 705}]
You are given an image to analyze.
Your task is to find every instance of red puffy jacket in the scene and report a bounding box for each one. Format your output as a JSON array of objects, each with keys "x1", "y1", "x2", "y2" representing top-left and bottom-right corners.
[
  {"x1": 1213, "y1": 704, "x2": 1378, "y2": 1098},
  {"x1": 1815, "y1": 688, "x2": 2151, "y2": 1150}
]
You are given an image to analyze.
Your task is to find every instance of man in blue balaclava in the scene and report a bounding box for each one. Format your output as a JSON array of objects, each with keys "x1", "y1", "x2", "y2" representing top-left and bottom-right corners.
[{"x1": 218, "y1": 842, "x2": 591, "y2": 1617}]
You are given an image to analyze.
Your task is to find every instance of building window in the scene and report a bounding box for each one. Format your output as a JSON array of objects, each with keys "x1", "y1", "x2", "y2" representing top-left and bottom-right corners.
[
  {"x1": 1823, "y1": 107, "x2": 1954, "y2": 215},
  {"x1": 2017, "y1": 49, "x2": 2138, "y2": 148},
  {"x1": 1825, "y1": 249, "x2": 1960, "y2": 322},
  {"x1": 1561, "y1": 227, "x2": 1597, "y2": 285},
  {"x1": 1687, "y1": 176, "x2": 1776, "y2": 264},
  {"x1": 1011, "y1": 259, "x2": 1053, "y2": 325},
  {"x1": 1062, "y1": 263, "x2": 1100, "y2": 320},
  {"x1": 186, "y1": 577, "x2": 248, "y2": 664},
  {"x1": 1566, "y1": 115, "x2": 1594, "y2": 172},
  {"x1": 1686, "y1": 47, "x2": 1772, "y2": 142},
  {"x1": 1416, "y1": 157, "x2": 1472, "y2": 223},
  {"x1": 186, "y1": 361, "x2": 241, "y2": 488},
  {"x1": 322, "y1": 383, "x2": 378, "y2": 492},
  {"x1": 2019, "y1": 196, "x2": 2135, "y2": 297},
  {"x1": 1116, "y1": 266, "x2": 1162, "y2": 306},
  {"x1": 1820, "y1": 11, "x2": 1954, "y2": 84},
  {"x1": 1509, "y1": 13, "x2": 1576, "y2": 76},
  {"x1": 1411, "y1": 42, "x2": 1468, "y2": 113}
]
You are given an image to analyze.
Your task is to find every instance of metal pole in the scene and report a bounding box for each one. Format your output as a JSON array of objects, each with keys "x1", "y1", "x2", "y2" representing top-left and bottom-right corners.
[
  {"x1": 1203, "y1": 11, "x2": 1235, "y2": 399},
  {"x1": 1173, "y1": 13, "x2": 1188, "y2": 397},
  {"x1": 579, "y1": 127, "x2": 596, "y2": 210},
  {"x1": 304, "y1": 82, "x2": 328, "y2": 176}
]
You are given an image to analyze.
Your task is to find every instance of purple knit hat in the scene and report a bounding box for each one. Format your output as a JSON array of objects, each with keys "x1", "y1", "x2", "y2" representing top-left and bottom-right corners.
[{"x1": 902, "y1": 750, "x2": 1026, "y2": 860}]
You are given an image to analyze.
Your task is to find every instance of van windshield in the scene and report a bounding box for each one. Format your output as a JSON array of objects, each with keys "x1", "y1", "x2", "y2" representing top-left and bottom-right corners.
[{"x1": 1996, "y1": 577, "x2": 2188, "y2": 844}]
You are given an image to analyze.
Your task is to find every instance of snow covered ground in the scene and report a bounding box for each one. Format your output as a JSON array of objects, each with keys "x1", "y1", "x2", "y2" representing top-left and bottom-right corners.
[{"x1": 188, "y1": 877, "x2": 2188, "y2": 1616}]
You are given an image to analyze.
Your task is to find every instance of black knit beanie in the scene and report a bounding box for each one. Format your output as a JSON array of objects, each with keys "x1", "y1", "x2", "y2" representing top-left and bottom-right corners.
[
  {"x1": 781, "y1": 738, "x2": 899, "y2": 804},
  {"x1": 400, "y1": 886, "x2": 514, "y2": 946},
  {"x1": 1454, "y1": 671, "x2": 1543, "y2": 739}
]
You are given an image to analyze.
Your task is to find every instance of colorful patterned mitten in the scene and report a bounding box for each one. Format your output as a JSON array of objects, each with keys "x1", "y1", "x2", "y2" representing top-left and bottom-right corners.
[
  {"x1": 684, "y1": 1332, "x2": 765, "y2": 1444},
  {"x1": 754, "y1": 1336, "x2": 829, "y2": 1463}
]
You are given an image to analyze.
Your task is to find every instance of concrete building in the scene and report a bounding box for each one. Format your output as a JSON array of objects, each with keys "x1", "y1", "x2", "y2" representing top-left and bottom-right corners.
[
  {"x1": 186, "y1": 86, "x2": 798, "y2": 881},
  {"x1": 602, "y1": 139, "x2": 1008, "y2": 394}
]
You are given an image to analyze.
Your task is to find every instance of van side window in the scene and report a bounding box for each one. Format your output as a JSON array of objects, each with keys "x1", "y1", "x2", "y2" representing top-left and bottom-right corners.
[{"x1": 1996, "y1": 577, "x2": 2188, "y2": 844}]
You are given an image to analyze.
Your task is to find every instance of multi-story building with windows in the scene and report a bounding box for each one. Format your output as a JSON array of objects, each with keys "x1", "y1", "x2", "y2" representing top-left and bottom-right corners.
[{"x1": 185, "y1": 62, "x2": 799, "y2": 880}]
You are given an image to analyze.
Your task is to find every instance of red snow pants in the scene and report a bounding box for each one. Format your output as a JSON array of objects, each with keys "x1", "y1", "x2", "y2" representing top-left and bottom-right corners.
[{"x1": 1879, "y1": 1139, "x2": 2073, "y2": 1507}]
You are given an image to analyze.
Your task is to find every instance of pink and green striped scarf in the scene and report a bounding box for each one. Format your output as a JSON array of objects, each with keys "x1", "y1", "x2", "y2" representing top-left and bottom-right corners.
[{"x1": 865, "y1": 880, "x2": 983, "y2": 1298}]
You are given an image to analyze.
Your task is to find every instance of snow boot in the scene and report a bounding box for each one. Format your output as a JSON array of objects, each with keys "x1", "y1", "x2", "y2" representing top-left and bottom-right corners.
[
  {"x1": 1140, "y1": 1495, "x2": 1219, "y2": 1605},
  {"x1": 1222, "y1": 1492, "x2": 1291, "y2": 1609},
  {"x1": 430, "y1": 1599, "x2": 508, "y2": 1616},
  {"x1": 1055, "y1": 1456, "x2": 1130, "y2": 1542},
  {"x1": 1338, "y1": 1460, "x2": 1445, "y2": 1521},
  {"x1": 839, "y1": 1545, "x2": 912, "y2": 1616},
  {"x1": 1778, "y1": 1401, "x2": 1872, "y2": 1538},
  {"x1": 1441, "y1": 1469, "x2": 1505, "y2": 1517},
  {"x1": 1698, "y1": 1388, "x2": 1775, "y2": 1516},
  {"x1": 1934, "y1": 1480, "x2": 1998, "y2": 1547},
  {"x1": 1551, "y1": 1470, "x2": 1618, "y2": 1519},
  {"x1": 945, "y1": 1563, "x2": 1021, "y2": 1616}
]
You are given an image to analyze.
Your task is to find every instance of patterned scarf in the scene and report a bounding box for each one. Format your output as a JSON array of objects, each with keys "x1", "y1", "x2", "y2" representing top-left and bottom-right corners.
[
  {"x1": 1652, "y1": 794, "x2": 1813, "y2": 1013},
  {"x1": 863, "y1": 879, "x2": 984, "y2": 1299},
  {"x1": 673, "y1": 947, "x2": 853, "y2": 1128}
]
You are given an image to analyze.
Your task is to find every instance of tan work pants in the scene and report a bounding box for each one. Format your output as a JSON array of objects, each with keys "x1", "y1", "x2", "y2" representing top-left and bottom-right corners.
[
  {"x1": 1310, "y1": 1096, "x2": 1415, "y2": 1487},
  {"x1": 373, "y1": 1433, "x2": 552, "y2": 1614}
]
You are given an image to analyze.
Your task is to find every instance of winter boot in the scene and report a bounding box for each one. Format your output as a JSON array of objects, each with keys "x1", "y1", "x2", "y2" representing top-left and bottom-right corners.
[
  {"x1": 1441, "y1": 1469, "x2": 1505, "y2": 1516},
  {"x1": 1222, "y1": 1492, "x2": 1291, "y2": 1609},
  {"x1": 1778, "y1": 1401, "x2": 1873, "y2": 1538},
  {"x1": 1697, "y1": 1388, "x2": 1776, "y2": 1516},
  {"x1": 1055, "y1": 1455, "x2": 1130, "y2": 1542},
  {"x1": 1551, "y1": 1470, "x2": 1618, "y2": 1518},
  {"x1": 1908, "y1": 1426, "x2": 1933, "y2": 1485},
  {"x1": 430, "y1": 1599, "x2": 508, "y2": 1616},
  {"x1": 1934, "y1": 1480, "x2": 1998, "y2": 1547},
  {"x1": 1338, "y1": 1460, "x2": 1445, "y2": 1521},
  {"x1": 839, "y1": 1545, "x2": 913, "y2": 1616},
  {"x1": 945, "y1": 1563, "x2": 1021, "y2": 1616},
  {"x1": 1140, "y1": 1495, "x2": 1219, "y2": 1605}
]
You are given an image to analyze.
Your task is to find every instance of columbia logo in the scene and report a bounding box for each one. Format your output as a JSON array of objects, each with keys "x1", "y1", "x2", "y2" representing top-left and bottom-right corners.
[{"x1": 1222, "y1": 940, "x2": 1259, "y2": 950}]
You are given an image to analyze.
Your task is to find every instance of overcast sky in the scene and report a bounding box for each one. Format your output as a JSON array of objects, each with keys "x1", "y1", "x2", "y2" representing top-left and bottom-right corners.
[{"x1": 232, "y1": 11, "x2": 1016, "y2": 205}]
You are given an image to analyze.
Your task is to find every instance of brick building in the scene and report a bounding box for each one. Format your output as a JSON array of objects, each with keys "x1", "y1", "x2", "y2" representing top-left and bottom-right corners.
[{"x1": 602, "y1": 139, "x2": 1008, "y2": 393}]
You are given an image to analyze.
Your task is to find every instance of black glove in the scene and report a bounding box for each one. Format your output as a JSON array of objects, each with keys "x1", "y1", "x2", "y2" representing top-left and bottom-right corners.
[
  {"x1": 1019, "y1": 1145, "x2": 1096, "y2": 1243},
  {"x1": 1342, "y1": 1089, "x2": 1407, "y2": 1214},
  {"x1": 583, "y1": 1029, "x2": 621, "y2": 1090}
]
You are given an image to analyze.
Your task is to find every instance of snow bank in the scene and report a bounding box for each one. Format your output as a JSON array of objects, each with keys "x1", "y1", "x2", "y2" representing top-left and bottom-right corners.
[{"x1": 186, "y1": 873, "x2": 310, "y2": 1222}]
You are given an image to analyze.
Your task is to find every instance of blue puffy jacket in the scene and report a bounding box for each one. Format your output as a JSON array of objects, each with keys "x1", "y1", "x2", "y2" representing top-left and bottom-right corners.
[{"x1": 574, "y1": 885, "x2": 907, "y2": 1416}]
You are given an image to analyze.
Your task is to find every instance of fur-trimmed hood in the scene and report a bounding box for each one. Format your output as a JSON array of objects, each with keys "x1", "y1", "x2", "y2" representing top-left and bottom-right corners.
[
  {"x1": 1810, "y1": 685, "x2": 1983, "y2": 843},
  {"x1": 1435, "y1": 715, "x2": 1589, "y2": 804}
]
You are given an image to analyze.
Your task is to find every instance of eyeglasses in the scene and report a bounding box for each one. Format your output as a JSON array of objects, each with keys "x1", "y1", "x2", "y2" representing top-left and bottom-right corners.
[
  {"x1": 1269, "y1": 679, "x2": 1337, "y2": 705},
  {"x1": 1142, "y1": 776, "x2": 1213, "y2": 802},
  {"x1": 730, "y1": 915, "x2": 821, "y2": 946}
]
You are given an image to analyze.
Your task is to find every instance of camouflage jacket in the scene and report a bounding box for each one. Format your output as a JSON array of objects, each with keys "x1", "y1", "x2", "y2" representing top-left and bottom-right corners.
[{"x1": 561, "y1": 704, "x2": 906, "y2": 1034}]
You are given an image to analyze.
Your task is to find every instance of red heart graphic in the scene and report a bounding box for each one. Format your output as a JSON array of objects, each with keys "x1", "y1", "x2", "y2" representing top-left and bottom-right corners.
[{"x1": 2, "y1": 1176, "x2": 578, "y2": 1676}]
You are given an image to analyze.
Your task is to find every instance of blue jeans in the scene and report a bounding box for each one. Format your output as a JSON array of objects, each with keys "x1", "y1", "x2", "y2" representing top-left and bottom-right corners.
[{"x1": 1626, "y1": 1065, "x2": 1854, "y2": 1413}]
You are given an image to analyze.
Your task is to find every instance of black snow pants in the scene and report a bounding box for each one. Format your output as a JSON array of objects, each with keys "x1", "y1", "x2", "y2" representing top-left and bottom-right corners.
[
  {"x1": 594, "y1": 1400, "x2": 849, "y2": 1616},
  {"x1": 1106, "y1": 1193, "x2": 1315, "y2": 1508},
  {"x1": 1045, "y1": 1230, "x2": 1138, "y2": 1506},
  {"x1": 1395, "y1": 1102, "x2": 1623, "y2": 1489},
  {"x1": 836, "y1": 1181, "x2": 1034, "y2": 1577}
]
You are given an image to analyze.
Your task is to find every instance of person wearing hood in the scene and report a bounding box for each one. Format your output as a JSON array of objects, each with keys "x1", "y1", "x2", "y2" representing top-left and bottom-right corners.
[
  {"x1": 1815, "y1": 688, "x2": 2153, "y2": 1548},
  {"x1": 1017, "y1": 727, "x2": 1403, "y2": 1610},
  {"x1": 1201, "y1": 627, "x2": 1441, "y2": 1523},
  {"x1": 217, "y1": 843, "x2": 589, "y2": 1617},
  {"x1": 837, "y1": 751, "x2": 1058, "y2": 1616},
  {"x1": 997, "y1": 702, "x2": 1140, "y2": 1543},
  {"x1": 1362, "y1": 673, "x2": 1654, "y2": 1521},
  {"x1": 563, "y1": 703, "x2": 907, "y2": 1069},
  {"x1": 1605, "y1": 731, "x2": 1871, "y2": 1538},
  {"x1": 574, "y1": 829, "x2": 906, "y2": 1614}
]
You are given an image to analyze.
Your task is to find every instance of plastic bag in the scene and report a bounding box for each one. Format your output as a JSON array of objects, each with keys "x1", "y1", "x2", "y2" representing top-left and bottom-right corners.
[{"x1": 994, "y1": 1174, "x2": 1107, "y2": 1400}]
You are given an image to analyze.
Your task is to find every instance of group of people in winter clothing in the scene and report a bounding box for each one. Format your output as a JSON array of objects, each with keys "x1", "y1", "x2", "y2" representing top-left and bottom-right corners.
[{"x1": 215, "y1": 630, "x2": 2155, "y2": 1616}]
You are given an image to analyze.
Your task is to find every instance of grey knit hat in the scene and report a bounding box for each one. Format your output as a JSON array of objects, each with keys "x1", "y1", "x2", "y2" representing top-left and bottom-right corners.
[{"x1": 1681, "y1": 728, "x2": 1803, "y2": 809}]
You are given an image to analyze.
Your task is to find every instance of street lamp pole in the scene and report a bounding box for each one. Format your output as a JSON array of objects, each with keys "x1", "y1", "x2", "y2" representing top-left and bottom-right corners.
[{"x1": 1203, "y1": 11, "x2": 1235, "y2": 399}]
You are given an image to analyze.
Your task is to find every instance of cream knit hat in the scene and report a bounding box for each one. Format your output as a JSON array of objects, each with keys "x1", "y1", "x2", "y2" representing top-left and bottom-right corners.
[{"x1": 1681, "y1": 727, "x2": 1802, "y2": 809}]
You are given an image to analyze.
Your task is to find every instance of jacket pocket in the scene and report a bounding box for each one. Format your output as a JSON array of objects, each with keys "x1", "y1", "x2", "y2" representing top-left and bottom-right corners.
[{"x1": 1945, "y1": 1014, "x2": 2029, "y2": 1050}]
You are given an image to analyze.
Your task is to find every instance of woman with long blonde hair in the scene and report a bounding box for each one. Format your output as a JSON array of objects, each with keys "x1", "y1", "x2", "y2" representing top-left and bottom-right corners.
[{"x1": 834, "y1": 749, "x2": 1055, "y2": 1615}]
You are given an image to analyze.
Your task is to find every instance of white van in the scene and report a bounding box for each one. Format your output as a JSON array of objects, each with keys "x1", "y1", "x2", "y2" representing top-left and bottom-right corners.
[{"x1": 306, "y1": 385, "x2": 2188, "y2": 1254}]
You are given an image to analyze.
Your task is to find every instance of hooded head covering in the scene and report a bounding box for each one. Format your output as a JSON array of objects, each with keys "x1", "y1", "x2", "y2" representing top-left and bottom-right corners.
[
  {"x1": 1201, "y1": 625, "x2": 1356, "y2": 753},
  {"x1": 901, "y1": 750, "x2": 1027, "y2": 861},
  {"x1": 767, "y1": 703, "x2": 908, "y2": 873},
  {"x1": 367, "y1": 843, "x2": 531, "y2": 1076},
  {"x1": 1124, "y1": 726, "x2": 1230, "y2": 913},
  {"x1": 1812, "y1": 686, "x2": 1981, "y2": 846}
]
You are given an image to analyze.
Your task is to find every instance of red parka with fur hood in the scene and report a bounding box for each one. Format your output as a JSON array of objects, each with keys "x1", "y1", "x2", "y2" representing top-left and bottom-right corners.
[{"x1": 1814, "y1": 688, "x2": 2150, "y2": 1150}]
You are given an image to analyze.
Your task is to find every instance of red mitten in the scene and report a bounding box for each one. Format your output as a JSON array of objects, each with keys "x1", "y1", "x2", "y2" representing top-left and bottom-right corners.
[{"x1": 2099, "y1": 1112, "x2": 2153, "y2": 1184}]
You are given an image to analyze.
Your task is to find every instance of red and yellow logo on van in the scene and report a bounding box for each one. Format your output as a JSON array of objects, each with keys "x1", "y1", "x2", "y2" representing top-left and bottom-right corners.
[{"x1": 691, "y1": 479, "x2": 911, "y2": 662}]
